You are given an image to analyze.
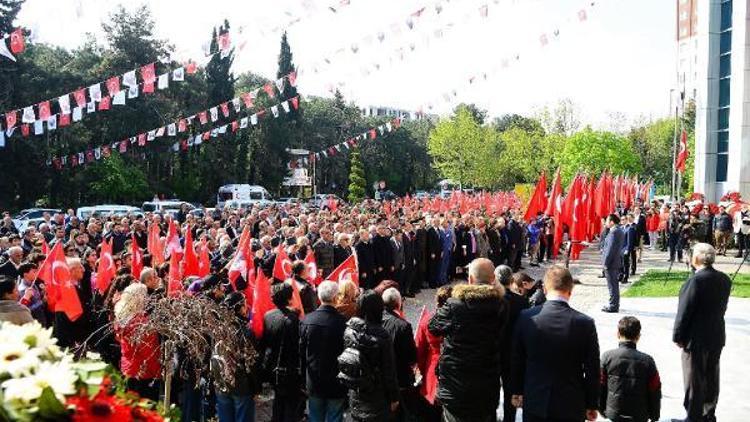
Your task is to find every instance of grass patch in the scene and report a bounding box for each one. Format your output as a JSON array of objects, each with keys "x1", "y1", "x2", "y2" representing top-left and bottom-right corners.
[{"x1": 624, "y1": 270, "x2": 750, "y2": 298}]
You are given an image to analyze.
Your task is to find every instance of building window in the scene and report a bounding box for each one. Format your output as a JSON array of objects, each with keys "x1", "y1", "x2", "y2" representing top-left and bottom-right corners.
[
  {"x1": 719, "y1": 54, "x2": 731, "y2": 78},
  {"x1": 716, "y1": 0, "x2": 732, "y2": 182},
  {"x1": 720, "y1": 0, "x2": 732, "y2": 30}
]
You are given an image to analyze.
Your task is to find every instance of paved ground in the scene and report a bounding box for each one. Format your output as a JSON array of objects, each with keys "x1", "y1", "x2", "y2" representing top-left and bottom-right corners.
[{"x1": 401, "y1": 246, "x2": 750, "y2": 422}]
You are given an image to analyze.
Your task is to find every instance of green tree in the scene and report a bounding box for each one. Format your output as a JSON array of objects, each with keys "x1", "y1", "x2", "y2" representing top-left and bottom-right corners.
[
  {"x1": 559, "y1": 128, "x2": 642, "y2": 182},
  {"x1": 82, "y1": 154, "x2": 150, "y2": 203},
  {"x1": 628, "y1": 118, "x2": 675, "y2": 193},
  {"x1": 537, "y1": 98, "x2": 581, "y2": 136},
  {"x1": 453, "y1": 103, "x2": 486, "y2": 124},
  {"x1": 0, "y1": 0, "x2": 24, "y2": 33},
  {"x1": 347, "y1": 147, "x2": 366, "y2": 201},
  {"x1": 428, "y1": 105, "x2": 498, "y2": 187},
  {"x1": 492, "y1": 114, "x2": 545, "y2": 135}
]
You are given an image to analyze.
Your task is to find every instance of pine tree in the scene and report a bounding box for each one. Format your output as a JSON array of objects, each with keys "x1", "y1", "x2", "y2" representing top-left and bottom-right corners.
[
  {"x1": 347, "y1": 147, "x2": 366, "y2": 202},
  {"x1": 0, "y1": 0, "x2": 24, "y2": 34}
]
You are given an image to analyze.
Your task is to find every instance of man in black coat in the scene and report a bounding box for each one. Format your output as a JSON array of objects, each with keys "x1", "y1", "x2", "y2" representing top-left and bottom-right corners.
[
  {"x1": 355, "y1": 229, "x2": 377, "y2": 289},
  {"x1": 673, "y1": 243, "x2": 731, "y2": 422},
  {"x1": 413, "y1": 221, "x2": 428, "y2": 292},
  {"x1": 372, "y1": 225, "x2": 395, "y2": 283},
  {"x1": 507, "y1": 216, "x2": 524, "y2": 271},
  {"x1": 428, "y1": 258, "x2": 508, "y2": 422},
  {"x1": 381, "y1": 287, "x2": 418, "y2": 420},
  {"x1": 299, "y1": 281, "x2": 347, "y2": 421},
  {"x1": 511, "y1": 265, "x2": 600, "y2": 422},
  {"x1": 425, "y1": 218, "x2": 443, "y2": 288},
  {"x1": 401, "y1": 225, "x2": 418, "y2": 297},
  {"x1": 495, "y1": 265, "x2": 529, "y2": 422}
]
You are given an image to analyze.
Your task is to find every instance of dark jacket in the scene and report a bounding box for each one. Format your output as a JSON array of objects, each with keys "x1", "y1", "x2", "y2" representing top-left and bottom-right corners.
[
  {"x1": 373, "y1": 235, "x2": 394, "y2": 271},
  {"x1": 673, "y1": 266, "x2": 732, "y2": 351},
  {"x1": 501, "y1": 291, "x2": 530, "y2": 369},
  {"x1": 381, "y1": 309, "x2": 417, "y2": 388},
  {"x1": 713, "y1": 212, "x2": 733, "y2": 232},
  {"x1": 299, "y1": 305, "x2": 347, "y2": 399},
  {"x1": 53, "y1": 273, "x2": 93, "y2": 349},
  {"x1": 333, "y1": 244, "x2": 352, "y2": 269},
  {"x1": 428, "y1": 283, "x2": 508, "y2": 417},
  {"x1": 601, "y1": 225, "x2": 625, "y2": 270},
  {"x1": 294, "y1": 276, "x2": 318, "y2": 315},
  {"x1": 600, "y1": 341, "x2": 661, "y2": 422},
  {"x1": 624, "y1": 224, "x2": 638, "y2": 252},
  {"x1": 313, "y1": 239, "x2": 335, "y2": 277},
  {"x1": 344, "y1": 317, "x2": 400, "y2": 421},
  {"x1": 0, "y1": 261, "x2": 19, "y2": 280},
  {"x1": 355, "y1": 241, "x2": 376, "y2": 289},
  {"x1": 0, "y1": 300, "x2": 33, "y2": 325},
  {"x1": 260, "y1": 308, "x2": 301, "y2": 394},
  {"x1": 425, "y1": 227, "x2": 442, "y2": 261},
  {"x1": 414, "y1": 227, "x2": 428, "y2": 272},
  {"x1": 512, "y1": 300, "x2": 600, "y2": 420}
]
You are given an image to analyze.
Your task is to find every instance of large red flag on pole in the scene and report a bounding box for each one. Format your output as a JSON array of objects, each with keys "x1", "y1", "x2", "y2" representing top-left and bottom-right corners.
[
  {"x1": 545, "y1": 169, "x2": 562, "y2": 217},
  {"x1": 167, "y1": 251, "x2": 183, "y2": 296},
  {"x1": 36, "y1": 242, "x2": 83, "y2": 321},
  {"x1": 182, "y1": 227, "x2": 200, "y2": 277},
  {"x1": 251, "y1": 269, "x2": 274, "y2": 338},
  {"x1": 147, "y1": 222, "x2": 164, "y2": 267},
  {"x1": 675, "y1": 129, "x2": 689, "y2": 173},
  {"x1": 198, "y1": 238, "x2": 211, "y2": 278},
  {"x1": 272, "y1": 244, "x2": 293, "y2": 281},
  {"x1": 131, "y1": 234, "x2": 143, "y2": 278},
  {"x1": 326, "y1": 254, "x2": 359, "y2": 286},
  {"x1": 95, "y1": 238, "x2": 115, "y2": 294},
  {"x1": 227, "y1": 226, "x2": 253, "y2": 290},
  {"x1": 523, "y1": 171, "x2": 548, "y2": 222}
]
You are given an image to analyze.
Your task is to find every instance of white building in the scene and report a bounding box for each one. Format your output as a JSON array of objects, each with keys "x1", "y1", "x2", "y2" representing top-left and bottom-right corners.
[
  {"x1": 360, "y1": 105, "x2": 424, "y2": 121},
  {"x1": 693, "y1": 0, "x2": 750, "y2": 202}
]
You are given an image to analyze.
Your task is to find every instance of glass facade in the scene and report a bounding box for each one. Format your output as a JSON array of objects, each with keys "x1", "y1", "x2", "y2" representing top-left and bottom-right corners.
[{"x1": 716, "y1": 0, "x2": 732, "y2": 182}]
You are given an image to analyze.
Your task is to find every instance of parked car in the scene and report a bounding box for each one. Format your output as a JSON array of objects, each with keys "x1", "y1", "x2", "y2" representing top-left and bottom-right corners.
[
  {"x1": 12, "y1": 208, "x2": 61, "y2": 230},
  {"x1": 77, "y1": 205, "x2": 143, "y2": 220},
  {"x1": 308, "y1": 194, "x2": 346, "y2": 209},
  {"x1": 142, "y1": 200, "x2": 194, "y2": 217}
]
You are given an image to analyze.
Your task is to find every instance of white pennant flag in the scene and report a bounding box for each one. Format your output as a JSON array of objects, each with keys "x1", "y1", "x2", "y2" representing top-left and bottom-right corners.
[
  {"x1": 47, "y1": 116, "x2": 57, "y2": 131},
  {"x1": 78, "y1": 152, "x2": 85, "y2": 164},
  {"x1": 58, "y1": 95, "x2": 71, "y2": 115},
  {"x1": 22, "y1": 107, "x2": 35, "y2": 123},
  {"x1": 211, "y1": 129, "x2": 218, "y2": 138},
  {"x1": 72, "y1": 107, "x2": 83, "y2": 122},
  {"x1": 147, "y1": 130, "x2": 156, "y2": 141},
  {"x1": 386, "y1": 121, "x2": 392, "y2": 131},
  {"x1": 113, "y1": 90, "x2": 126, "y2": 105},
  {"x1": 172, "y1": 67, "x2": 185, "y2": 81},
  {"x1": 187, "y1": 136, "x2": 194, "y2": 146},
  {"x1": 240, "y1": 117, "x2": 248, "y2": 128},
  {"x1": 172, "y1": 142, "x2": 179, "y2": 152},
  {"x1": 232, "y1": 98, "x2": 241, "y2": 112},
  {"x1": 0, "y1": 131, "x2": 5, "y2": 148},
  {"x1": 167, "y1": 123, "x2": 176, "y2": 136},
  {"x1": 210, "y1": 107, "x2": 218, "y2": 122},
  {"x1": 378, "y1": 125, "x2": 385, "y2": 135},
  {"x1": 157, "y1": 73, "x2": 169, "y2": 90},
  {"x1": 250, "y1": 114, "x2": 258, "y2": 125},
  {"x1": 218, "y1": 125, "x2": 227, "y2": 134},
  {"x1": 34, "y1": 120, "x2": 44, "y2": 135},
  {"x1": 89, "y1": 83, "x2": 102, "y2": 102},
  {"x1": 87, "y1": 101, "x2": 96, "y2": 113},
  {"x1": 194, "y1": 135, "x2": 202, "y2": 145},
  {"x1": 61, "y1": 156, "x2": 66, "y2": 166},
  {"x1": 281, "y1": 101, "x2": 290, "y2": 113},
  {"x1": 128, "y1": 85, "x2": 139, "y2": 99},
  {"x1": 271, "y1": 105, "x2": 279, "y2": 118},
  {"x1": 122, "y1": 70, "x2": 137, "y2": 87},
  {"x1": 155, "y1": 126, "x2": 165, "y2": 137},
  {"x1": 94, "y1": 147, "x2": 101, "y2": 160},
  {"x1": 275, "y1": 78, "x2": 285, "y2": 92}
]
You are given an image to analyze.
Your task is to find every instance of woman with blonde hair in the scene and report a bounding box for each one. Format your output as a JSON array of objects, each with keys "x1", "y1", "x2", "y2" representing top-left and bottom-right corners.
[
  {"x1": 335, "y1": 278, "x2": 360, "y2": 320},
  {"x1": 114, "y1": 283, "x2": 161, "y2": 401}
]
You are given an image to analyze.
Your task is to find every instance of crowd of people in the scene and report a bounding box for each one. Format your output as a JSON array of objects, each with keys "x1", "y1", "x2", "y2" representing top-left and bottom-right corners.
[{"x1": 0, "y1": 194, "x2": 741, "y2": 422}]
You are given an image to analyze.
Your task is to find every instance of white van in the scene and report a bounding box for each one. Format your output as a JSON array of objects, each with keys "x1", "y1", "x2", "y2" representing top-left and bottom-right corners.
[
  {"x1": 216, "y1": 185, "x2": 273, "y2": 209},
  {"x1": 76, "y1": 205, "x2": 142, "y2": 220},
  {"x1": 141, "y1": 200, "x2": 194, "y2": 217}
]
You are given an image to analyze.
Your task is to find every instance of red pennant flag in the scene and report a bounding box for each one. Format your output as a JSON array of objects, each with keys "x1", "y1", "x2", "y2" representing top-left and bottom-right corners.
[
  {"x1": 9, "y1": 29, "x2": 25, "y2": 54},
  {"x1": 241, "y1": 92, "x2": 254, "y2": 108},
  {"x1": 59, "y1": 114, "x2": 70, "y2": 127},
  {"x1": 272, "y1": 245, "x2": 293, "y2": 281},
  {"x1": 263, "y1": 83, "x2": 275, "y2": 98},
  {"x1": 676, "y1": 129, "x2": 689, "y2": 173},
  {"x1": 96, "y1": 238, "x2": 116, "y2": 294},
  {"x1": 218, "y1": 32, "x2": 231, "y2": 51},
  {"x1": 326, "y1": 254, "x2": 359, "y2": 286},
  {"x1": 185, "y1": 60, "x2": 197, "y2": 74},
  {"x1": 288, "y1": 71, "x2": 297, "y2": 87},
  {"x1": 5, "y1": 110, "x2": 17, "y2": 130},
  {"x1": 141, "y1": 63, "x2": 156, "y2": 84},
  {"x1": 20, "y1": 124, "x2": 29, "y2": 137},
  {"x1": 131, "y1": 234, "x2": 143, "y2": 278},
  {"x1": 36, "y1": 242, "x2": 83, "y2": 321},
  {"x1": 98, "y1": 96, "x2": 111, "y2": 111},
  {"x1": 178, "y1": 119, "x2": 187, "y2": 132},
  {"x1": 167, "y1": 251, "x2": 183, "y2": 296},
  {"x1": 251, "y1": 269, "x2": 274, "y2": 338},
  {"x1": 220, "y1": 102, "x2": 230, "y2": 117},
  {"x1": 147, "y1": 222, "x2": 164, "y2": 267},
  {"x1": 73, "y1": 89, "x2": 87, "y2": 108},
  {"x1": 138, "y1": 133, "x2": 146, "y2": 146},
  {"x1": 105, "y1": 76, "x2": 120, "y2": 96},
  {"x1": 198, "y1": 238, "x2": 211, "y2": 278},
  {"x1": 182, "y1": 227, "x2": 200, "y2": 277},
  {"x1": 143, "y1": 82, "x2": 154, "y2": 93},
  {"x1": 37, "y1": 101, "x2": 51, "y2": 120},
  {"x1": 231, "y1": 121, "x2": 239, "y2": 132}
]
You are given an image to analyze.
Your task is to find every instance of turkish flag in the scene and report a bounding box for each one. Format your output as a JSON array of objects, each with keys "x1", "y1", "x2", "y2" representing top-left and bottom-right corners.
[
  {"x1": 41, "y1": 238, "x2": 49, "y2": 255},
  {"x1": 166, "y1": 219, "x2": 183, "y2": 257},
  {"x1": 141, "y1": 63, "x2": 156, "y2": 84},
  {"x1": 227, "y1": 226, "x2": 252, "y2": 289},
  {"x1": 167, "y1": 250, "x2": 183, "y2": 296},
  {"x1": 9, "y1": 29, "x2": 24, "y2": 54},
  {"x1": 289, "y1": 279, "x2": 305, "y2": 318},
  {"x1": 182, "y1": 228, "x2": 200, "y2": 277},
  {"x1": 38, "y1": 101, "x2": 51, "y2": 120},
  {"x1": 545, "y1": 169, "x2": 562, "y2": 217},
  {"x1": 251, "y1": 269, "x2": 274, "y2": 338},
  {"x1": 106, "y1": 76, "x2": 120, "y2": 97},
  {"x1": 524, "y1": 172, "x2": 548, "y2": 221},
  {"x1": 185, "y1": 60, "x2": 197, "y2": 74},
  {"x1": 198, "y1": 238, "x2": 211, "y2": 277},
  {"x1": 263, "y1": 83, "x2": 275, "y2": 98},
  {"x1": 304, "y1": 252, "x2": 321, "y2": 286},
  {"x1": 131, "y1": 234, "x2": 143, "y2": 278},
  {"x1": 36, "y1": 242, "x2": 83, "y2": 321},
  {"x1": 326, "y1": 254, "x2": 359, "y2": 287},
  {"x1": 96, "y1": 238, "x2": 116, "y2": 294},
  {"x1": 73, "y1": 89, "x2": 87, "y2": 108},
  {"x1": 5, "y1": 110, "x2": 17, "y2": 130},
  {"x1": 147, "y1": 222, "x2": 164, "y2": 267},
  {"x1": 676, "y1": 129, "x2": 688, "y2": 173},
  {"x1": 273, "y1": 244, "x2": 293, "y2": 281}
]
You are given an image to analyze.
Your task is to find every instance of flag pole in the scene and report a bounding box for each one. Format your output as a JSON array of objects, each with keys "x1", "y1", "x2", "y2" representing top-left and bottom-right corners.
[{"x1": 671, "y1": 103, "x2": 679, "y2": 202}]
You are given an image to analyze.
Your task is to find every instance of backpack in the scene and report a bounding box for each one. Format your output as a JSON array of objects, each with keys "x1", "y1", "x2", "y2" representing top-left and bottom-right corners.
[{"x1": 337, "y1": 317, "x2": 379, "y2": 390}]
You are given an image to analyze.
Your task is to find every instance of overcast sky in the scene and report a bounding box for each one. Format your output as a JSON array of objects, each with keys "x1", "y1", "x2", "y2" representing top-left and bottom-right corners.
[{"x1": 17, "y1": 0, "x2": 676, "y2": 129}]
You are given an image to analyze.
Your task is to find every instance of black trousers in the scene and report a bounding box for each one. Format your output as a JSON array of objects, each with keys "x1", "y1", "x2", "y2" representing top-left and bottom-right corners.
[
  {"x1": 523, "y1": 415, "x2": 580, "y2": 422},
  {"x1": 442, "y1": 406, "x2": 494, "y2": 422},
  {"x1": 271, "y1": 389, "x2": 302, "y2": 422},
  {"x1": 682, "y1": 347, "x2": 722, "y2": 422}
]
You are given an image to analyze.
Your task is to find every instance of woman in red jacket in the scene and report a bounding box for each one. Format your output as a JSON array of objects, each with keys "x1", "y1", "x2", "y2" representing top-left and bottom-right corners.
[
  {"x1": 114, "y1": 282, "x2": 161, "y2": 401},
  {"x1": 646, "y1": 208, "x2": 661, "y2": 250},
  {"x1": 414, "y1": 286, "x2": 452, "y2": 422}
]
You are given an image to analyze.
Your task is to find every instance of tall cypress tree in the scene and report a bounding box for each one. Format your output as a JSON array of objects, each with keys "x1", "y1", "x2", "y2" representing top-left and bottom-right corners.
[
  {"x1": 347, "y1": 147, "x2": 366, "y2": 202},
  {"x1": 0, "y1": 0, "x2": 24, "y2": 33}
]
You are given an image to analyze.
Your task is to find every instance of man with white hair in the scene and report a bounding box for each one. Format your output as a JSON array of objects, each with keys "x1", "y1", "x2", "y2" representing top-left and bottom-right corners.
[
  {"x1": 381, "y1": 287, "x2": 417, "y2": 420},
  {"x1": 299, "y1": 281, "x2": 347, "y2": 422},
  {"x1": 139, "y1": 267, "x2": 161, "y2": 294},
  {"x1": 0, "y1": 246, "x2": 23, "y2": 279},
  {"x1": 673, "y1": 243, "x2": 731, "y2": 422}
]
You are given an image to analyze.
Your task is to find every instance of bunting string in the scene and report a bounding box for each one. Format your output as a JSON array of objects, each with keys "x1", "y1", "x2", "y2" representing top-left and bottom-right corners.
[
  {"x1": 305, "y1": 117, "x2": 402, "y2": 166},
  {"x1": 47, "y1": 95, "x2": 301, "y2": 170}
]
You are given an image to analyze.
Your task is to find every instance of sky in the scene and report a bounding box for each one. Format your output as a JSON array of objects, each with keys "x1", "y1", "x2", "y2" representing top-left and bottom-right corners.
[{"x1": 16, "y1": 0, "x2": 676, "y2": 129}]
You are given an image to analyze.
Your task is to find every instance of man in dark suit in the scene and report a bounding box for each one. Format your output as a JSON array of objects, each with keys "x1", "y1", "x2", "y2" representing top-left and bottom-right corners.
[
  {"x1": 355, "y1": 229, "x2": 376, "y2": 289},
  {"x1": 495, "y1": 265, "x2": 529, "y2": 422},
  {"x1": 673, "y1": 243, "x2": 731, "y2": 422},
  {"x1": 381, "y1": 287, "x2": 418, "y2": 420},
  {"x1": 413, "y1": 220, "x2": 428, "y2": 292},
  {"x1": 621, "y1": 214, "x2": 638, "y2": 283},
  {"x1": 601, "y1": 214, "x2": 625, "y2": 313},
  {"x1": 299, "y1": 281, "x2": 347, "y2": 422},
  {"x1": 425, "y1": 218, "x2": 442, "y2": 288},
  {"x1": 511, "y1": 265, "x2": 600, "y2": 422},
  {"x1": 507, "y1": 216, "x2": 524, "y2": 271}
]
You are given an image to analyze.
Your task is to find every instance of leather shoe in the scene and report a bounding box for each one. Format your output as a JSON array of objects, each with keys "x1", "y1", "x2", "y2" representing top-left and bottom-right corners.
[{"x1": 601, "y1": 307, "x2": 619, "y2": 313}]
